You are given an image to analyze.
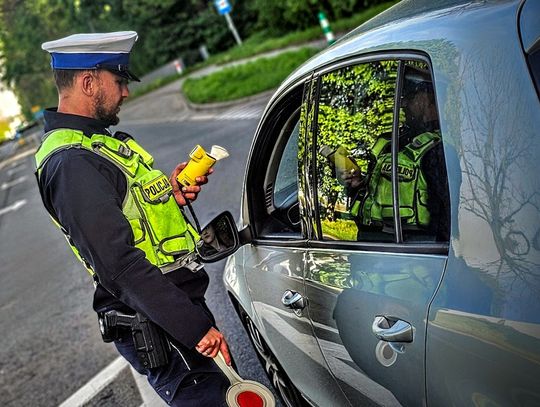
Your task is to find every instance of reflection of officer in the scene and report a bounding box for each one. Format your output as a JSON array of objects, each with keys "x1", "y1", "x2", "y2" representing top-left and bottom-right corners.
[
  {"x1": 35, "y1": 32, "x2": 230, "y2": 406},
  {"x1": 199, "y1": 224, "x2": 223, "y2": 256},
  {"x1": 346, "y1": 67, "x2": 449, "y2": 241}
]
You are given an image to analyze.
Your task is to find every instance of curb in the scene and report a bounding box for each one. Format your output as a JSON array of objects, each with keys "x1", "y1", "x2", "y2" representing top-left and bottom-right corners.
[{"x1": 0, "y1": 147, "x2": 38, "y2": 170}]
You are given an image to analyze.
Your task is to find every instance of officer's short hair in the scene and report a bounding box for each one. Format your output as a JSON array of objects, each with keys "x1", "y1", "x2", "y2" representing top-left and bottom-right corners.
[
  {"x1": 53, "y1": 69, "x2": 96, "y2": 92},
  {"x1": 53, "y1": 69, "x2": 79, "y2": 91}
]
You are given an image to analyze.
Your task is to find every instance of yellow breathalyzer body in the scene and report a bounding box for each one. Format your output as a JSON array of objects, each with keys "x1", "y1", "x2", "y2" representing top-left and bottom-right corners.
[{"x1": 176, "y1": 145, "x2": 216, "y2": 187}]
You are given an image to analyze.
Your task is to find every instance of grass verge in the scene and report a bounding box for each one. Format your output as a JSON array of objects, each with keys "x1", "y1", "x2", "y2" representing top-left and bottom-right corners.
[
  {"x1": 207, "y1": 1, "x2": 399, "y2": 66},
  {"x1": 182, "y1": 47, "x2": 318, "y2": 104}
]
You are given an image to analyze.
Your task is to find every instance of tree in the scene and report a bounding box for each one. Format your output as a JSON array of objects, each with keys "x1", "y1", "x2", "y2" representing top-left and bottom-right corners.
[{"x1": 0, "y1": 0, "x2": 257, "y2": 117}]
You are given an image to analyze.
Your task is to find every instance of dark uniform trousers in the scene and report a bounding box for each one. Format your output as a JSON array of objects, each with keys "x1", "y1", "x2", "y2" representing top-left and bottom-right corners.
[{"x1": 114, "y1": 302, "x2": 229, "y2": 406}]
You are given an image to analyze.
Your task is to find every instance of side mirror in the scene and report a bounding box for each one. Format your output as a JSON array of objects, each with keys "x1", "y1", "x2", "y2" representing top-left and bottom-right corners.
[{"x1": 196, "y1": 211, "x2": 241, "y2": 263}]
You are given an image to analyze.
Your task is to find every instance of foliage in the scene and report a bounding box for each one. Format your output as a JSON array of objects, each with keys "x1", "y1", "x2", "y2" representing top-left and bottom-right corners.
[
  {"x1": 182, "y1": 47, "x2": 318, "y2": 104},
  {"x1": 316, "y1": 61, "x2": 397, "y2": 220},
  {"x1": 248, "y1": 0, "x2": 390, "y2": 35},
  {"x1": 0, "y1": 0, "x2": 398, "y2": 118},
  {"x1": 0, "y1": 118, "x2": 9, "y2": 141},
  {"x1": 206, "y1": 1, "x2": 398, "y2": 66},
  {"x1": 321, "y1": 218, "x2": 358, "y2": 242},
  {"x1": 0, "y1": 1, "x2": 58, "y2": 118}
]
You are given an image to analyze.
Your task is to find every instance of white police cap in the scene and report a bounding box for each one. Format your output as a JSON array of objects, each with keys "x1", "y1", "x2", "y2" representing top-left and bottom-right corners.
[{"x1": 41, "y1": 31, "x2": 140, "y2": 82}]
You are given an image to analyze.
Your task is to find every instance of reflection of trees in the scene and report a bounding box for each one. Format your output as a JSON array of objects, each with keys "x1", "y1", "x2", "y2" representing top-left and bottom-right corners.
[
  {"x1": 316, "y1": 61, "x2": 397, "y2": 220},
  {"x1": 456, "y1": 52, "x2": 540, "y2": 292},
  {"x1": 308, "y1": 253, "x2": 352, "y2": 290},
  {"x1": 298, "y1": 79, "x2": 318, "y2": 237}
]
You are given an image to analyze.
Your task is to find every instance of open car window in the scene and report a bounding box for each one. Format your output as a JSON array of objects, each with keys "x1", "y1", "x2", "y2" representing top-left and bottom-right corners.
[{"x1": 248, "y1": 88, "x2": 304, "y2": 239}]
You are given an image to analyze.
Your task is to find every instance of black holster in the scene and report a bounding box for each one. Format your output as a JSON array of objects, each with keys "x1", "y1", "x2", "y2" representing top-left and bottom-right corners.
[{"x1": 98, "y1": 311, "x2": 170, "y2": 369}]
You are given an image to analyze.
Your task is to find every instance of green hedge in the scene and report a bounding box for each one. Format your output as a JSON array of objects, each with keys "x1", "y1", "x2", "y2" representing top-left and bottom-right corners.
[{"x1": 182, "y1": 48, "x2": 318, "y2": 104}]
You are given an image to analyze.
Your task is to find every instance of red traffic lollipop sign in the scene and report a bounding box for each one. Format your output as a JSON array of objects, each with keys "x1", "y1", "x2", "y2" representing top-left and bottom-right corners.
[{"x1": 214, "y1": 352, "x2": 275, "y2": 407}]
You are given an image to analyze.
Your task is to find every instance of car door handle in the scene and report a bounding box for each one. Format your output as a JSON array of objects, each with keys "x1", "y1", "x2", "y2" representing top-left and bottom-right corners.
[
  {"x1": 372, "y1": 316, "x2": 413, "y2": 342},
  {"x1": 281, "y1": 290, "x2": 307, "y2": 310}
]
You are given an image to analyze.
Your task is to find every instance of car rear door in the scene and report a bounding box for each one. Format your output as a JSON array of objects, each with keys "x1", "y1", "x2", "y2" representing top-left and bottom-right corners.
[{"x1": 303, "y1": 56, "x2": 451, "y2": 406}]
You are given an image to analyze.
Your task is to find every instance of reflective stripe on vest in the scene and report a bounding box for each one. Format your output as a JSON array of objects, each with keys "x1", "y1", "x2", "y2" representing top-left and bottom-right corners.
[
  {"x1": 353, "y1": 131, "x2": 440, "y2": 228},
  {"x1": 35, "y1": 129, "x2": 200, "y2": 276}
]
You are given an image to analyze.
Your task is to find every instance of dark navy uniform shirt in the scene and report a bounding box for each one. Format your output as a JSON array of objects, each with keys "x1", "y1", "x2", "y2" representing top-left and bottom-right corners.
[{"x1": 38, "y1": 109, "x2": 212, "y2": 348}]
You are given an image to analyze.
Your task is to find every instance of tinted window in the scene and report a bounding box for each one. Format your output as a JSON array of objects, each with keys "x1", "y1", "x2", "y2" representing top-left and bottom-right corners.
[
  {"x1": 398, "y1": 62, "x2": 449, "y2": 242},
  {"x1": 314, "y1": 60, "x2": 449, "y2": 244},
  {"x1": 249, "y1": 89, "x2": 303, "y2": 238},
  {"x1": 315, "y1": 60, "x2": 398, "y2": 242},
  {"x1": 519, "y1": 0, "x2": 540, "y2": 97}
]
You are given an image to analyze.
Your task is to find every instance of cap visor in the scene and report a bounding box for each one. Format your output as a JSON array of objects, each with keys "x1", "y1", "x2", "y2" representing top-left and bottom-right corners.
[
  {"x1": 108, "y1": 68, "x2": 140, "y2": 82},
  {"x1": 126, "y1": 69, "x2": 140, "y2": 82}
]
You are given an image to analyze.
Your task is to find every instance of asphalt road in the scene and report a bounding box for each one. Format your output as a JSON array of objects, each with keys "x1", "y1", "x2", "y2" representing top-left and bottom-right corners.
[{"x1": 0, "y1": 96, "x2": 279, "y2": 406}]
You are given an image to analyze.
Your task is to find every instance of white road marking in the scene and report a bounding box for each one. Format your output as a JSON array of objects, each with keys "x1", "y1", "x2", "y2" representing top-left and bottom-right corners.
[
  {"x1": 58, "y1": 356, "x2": 163, "y2": 407},
  {"x1": 0, "y1": 199, "x2": 27, "y2": 216},
  {"x1": 217, "y1": 105, "x2": 264, "y2": 120},
  {"x1": 58, "y1": 357, "x2": 128, "y2": 407},
  {"x1": 121, "y1": 107, "x2": 263, "y2": 125},
  {"x1": 1, "y1": 176, "x2": 27, "y2": 190}
]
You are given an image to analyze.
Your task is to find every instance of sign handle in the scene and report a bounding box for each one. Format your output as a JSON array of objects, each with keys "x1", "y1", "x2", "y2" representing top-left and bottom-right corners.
[{"x1": 214, "y1": 351, "x2": 243, "y2": 385}]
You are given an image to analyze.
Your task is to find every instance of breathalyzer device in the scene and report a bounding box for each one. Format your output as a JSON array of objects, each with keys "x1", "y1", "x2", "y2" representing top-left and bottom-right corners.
[
  {"x1": 320, "y1": 145, "x2": 360, "y2": 174},
  {"x1": 176, "y1": 145, "x2": 229, "y2": 187}
]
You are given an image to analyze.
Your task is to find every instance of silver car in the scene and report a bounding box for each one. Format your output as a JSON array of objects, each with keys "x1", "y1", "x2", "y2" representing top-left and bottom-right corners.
[{"x1": 199, "y1": 0, "x2": 540, "y2": 405}]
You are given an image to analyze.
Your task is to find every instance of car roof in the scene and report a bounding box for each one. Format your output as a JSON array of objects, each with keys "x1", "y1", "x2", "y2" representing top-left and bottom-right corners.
[{"x1": 269, "y1": 0, "x2": 521, "y2": 105}]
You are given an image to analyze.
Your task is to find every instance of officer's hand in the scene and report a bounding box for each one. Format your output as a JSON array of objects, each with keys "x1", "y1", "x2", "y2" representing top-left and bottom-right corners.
[
  {"x1": 340, "y1": 169, "x2": 362, "y2": 189},
  {"x1": 196, "y1": 327, "x2": 232, "y2": 365},
  {"x1": 169, "y1": 162, "x2": 213, "y2": 206}
]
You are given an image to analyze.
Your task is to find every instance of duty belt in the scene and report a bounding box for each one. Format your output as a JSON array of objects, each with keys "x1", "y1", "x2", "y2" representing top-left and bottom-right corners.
[{"x1": 160, "y1": 251, "x2": 202, "y2": 274}]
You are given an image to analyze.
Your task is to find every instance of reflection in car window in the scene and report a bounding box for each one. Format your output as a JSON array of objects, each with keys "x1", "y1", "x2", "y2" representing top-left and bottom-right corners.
[
  {"x1": 398, "y1": 61, "x2": 449, "y2": 242},
  {"x1": 315, "y1": 60, "x2": 450, "y2": 244},
  {"x1": 316, "y1": 61, "x2": 398, "y2": 242}
]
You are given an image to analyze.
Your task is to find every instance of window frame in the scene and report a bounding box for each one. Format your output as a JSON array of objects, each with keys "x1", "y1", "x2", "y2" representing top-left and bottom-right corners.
[
  {"x1": 244, "y1": 82, "x2": 309, "y2": 247},
  {"x1": 306, "y1": 51, "x2": 449, "y2": 255}
]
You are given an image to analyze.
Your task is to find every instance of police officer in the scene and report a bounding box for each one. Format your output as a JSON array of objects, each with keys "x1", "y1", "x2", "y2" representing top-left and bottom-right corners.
[
  {"x1": 344, "y1": 65, "x2": 449, "y2": 241},
  {"x1": 35, "y1": 32, "x2": 231, "y2": 406}
]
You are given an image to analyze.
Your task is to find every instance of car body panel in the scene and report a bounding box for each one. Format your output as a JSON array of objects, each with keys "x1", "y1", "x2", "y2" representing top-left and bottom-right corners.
[
  {"x1": 306, "y1": 249, "x2": 447, "y2": 406},
  {"x1": 424, "y1": 1, "x2": 540, "y2": 405},
  {"x1": 234, "y1": 244, "x2": 351, "y2": 406},
  {"x1": 224, "y1": 0, "x2": 540, "y2": 405}
]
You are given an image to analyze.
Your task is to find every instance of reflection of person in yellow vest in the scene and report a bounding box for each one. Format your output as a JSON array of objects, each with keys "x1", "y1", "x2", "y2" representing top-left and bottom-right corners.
[
  {"x1": 347, "y1": 65, "x2": 449, "y2": 241},
  {"x1": 351, "y1": 130, "x2": 441, "y2": 230}
]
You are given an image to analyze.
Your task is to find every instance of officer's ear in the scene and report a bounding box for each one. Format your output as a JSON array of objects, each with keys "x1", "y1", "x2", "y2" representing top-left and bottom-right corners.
[{"x1": 80, "y1": 71, "x2": 99, "y2": 97}]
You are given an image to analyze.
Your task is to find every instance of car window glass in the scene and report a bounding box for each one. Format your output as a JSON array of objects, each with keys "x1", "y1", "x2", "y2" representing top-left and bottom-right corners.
[
  {"x1": 252, "y1": 91, "x2": 303, "y2": 238},
  {"x1": 314, "y1": 59, "x2": 450, "y2": 244},
  {"x1": 315, "y1": 60, "x2": 398, "y2": 242},
  {"x1": 398, "y1": 61, "x2": 449, "y2": 242},
  {"x1": 299, "y1": 79, "x2": 319, "y2": 238}
]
